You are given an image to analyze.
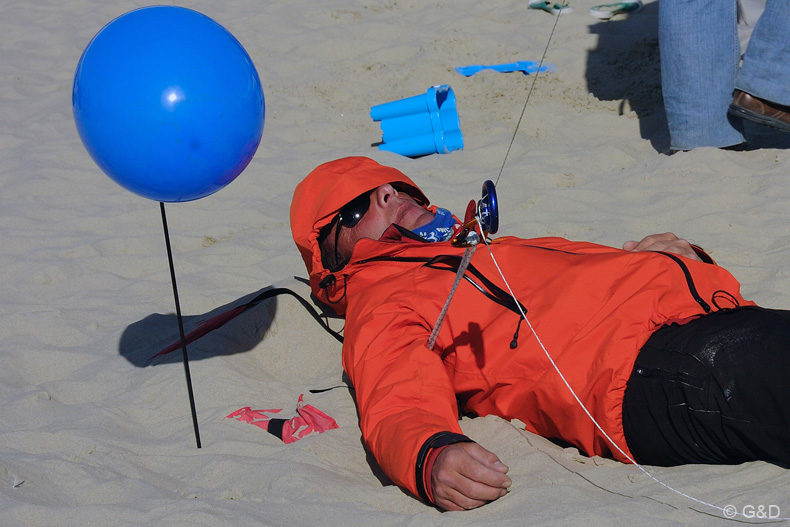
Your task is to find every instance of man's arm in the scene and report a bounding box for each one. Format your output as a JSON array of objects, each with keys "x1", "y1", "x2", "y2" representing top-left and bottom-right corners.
[
  {"x1": 342, "y1": 300, "x2": 472, "y2": 503},
  {"x1": 344, "y1": 295, "x2": 512, "y2": 510}
]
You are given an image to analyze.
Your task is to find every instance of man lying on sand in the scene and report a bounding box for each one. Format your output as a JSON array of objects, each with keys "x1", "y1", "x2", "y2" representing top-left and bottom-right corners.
[{"x1": 289, "y1": 157, "x2": 789, "y2": 511}]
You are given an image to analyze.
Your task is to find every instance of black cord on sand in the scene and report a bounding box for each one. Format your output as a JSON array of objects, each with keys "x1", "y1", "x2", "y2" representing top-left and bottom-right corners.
[
  {"x1": 494, "y1": 1, "x2": 569, "y2": 187},
  {"x1": 160, "y1": 202, "x2": 202, "y2": 449}
]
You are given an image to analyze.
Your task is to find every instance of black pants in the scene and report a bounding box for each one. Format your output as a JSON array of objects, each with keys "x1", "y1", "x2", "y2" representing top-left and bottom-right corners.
[{"x1": 622, "y1": 306, "x2": 790, "y2": 466}]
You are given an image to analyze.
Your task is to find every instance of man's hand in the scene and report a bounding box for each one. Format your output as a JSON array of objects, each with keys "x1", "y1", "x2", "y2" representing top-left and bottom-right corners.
[
  {"x1": 622, "y1": 232, "x2": 702, "y2": 262},
  {"x1": 431, "y1": 442, "x2": 511, "y2": 511}
]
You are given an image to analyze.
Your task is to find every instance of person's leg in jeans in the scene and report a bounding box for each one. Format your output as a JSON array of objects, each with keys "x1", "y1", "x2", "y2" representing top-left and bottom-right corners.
[
  {"x1": 659, "y1": 0, "x2": 745, "y2": 150},
  {"x1": 736, "y1": 0, "x2": 790, "y2": 105},
  {"x1": 622, "y1": 306, "x2": 790, "y2": 466}
]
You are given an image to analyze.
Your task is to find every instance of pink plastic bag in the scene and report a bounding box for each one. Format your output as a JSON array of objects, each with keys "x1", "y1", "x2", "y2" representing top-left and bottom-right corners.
[{"x1": 226, "y1": 394, "x2": 338, "y2": 443}]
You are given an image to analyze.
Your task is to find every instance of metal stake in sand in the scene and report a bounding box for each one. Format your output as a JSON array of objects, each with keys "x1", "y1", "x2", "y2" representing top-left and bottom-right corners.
[{"x1": 160, "y1": 202, "x2": 202, "y2": 449}]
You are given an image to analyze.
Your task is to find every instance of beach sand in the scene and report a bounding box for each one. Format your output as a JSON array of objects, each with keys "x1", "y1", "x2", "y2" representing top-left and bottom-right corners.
[{"x1": 2, "y1": 1, "x2": 789, "y2": 525}]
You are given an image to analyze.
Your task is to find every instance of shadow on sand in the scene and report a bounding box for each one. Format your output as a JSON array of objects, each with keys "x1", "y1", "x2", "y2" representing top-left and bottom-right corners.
[
  {"x1": 585, "y1": 2, "x2": 790, "y2": 153},
  {"x1": 118, "y1": 283, "x2": 342, "y2": 368}
]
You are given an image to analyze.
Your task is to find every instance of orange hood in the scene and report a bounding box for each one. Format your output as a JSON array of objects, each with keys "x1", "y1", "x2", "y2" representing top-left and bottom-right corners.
[{"x1": 290, "y1": 157, "x2": 428, "y2": 314}]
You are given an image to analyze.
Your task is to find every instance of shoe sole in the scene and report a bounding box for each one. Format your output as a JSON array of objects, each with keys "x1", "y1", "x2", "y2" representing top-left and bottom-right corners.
[{"x1": 729, "y1": 105, "x2": 790, "y2": 133}]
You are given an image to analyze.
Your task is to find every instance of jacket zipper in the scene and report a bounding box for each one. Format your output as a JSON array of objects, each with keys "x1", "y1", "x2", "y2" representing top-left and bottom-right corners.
[{"x1": 657, "y1": 252, "x2": 711, "y2": 313}]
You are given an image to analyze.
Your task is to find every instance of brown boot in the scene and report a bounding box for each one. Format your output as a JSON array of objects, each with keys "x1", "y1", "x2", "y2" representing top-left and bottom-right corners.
[{"x1": 729, "y1": 90, "x2": 790, "y2": 132}]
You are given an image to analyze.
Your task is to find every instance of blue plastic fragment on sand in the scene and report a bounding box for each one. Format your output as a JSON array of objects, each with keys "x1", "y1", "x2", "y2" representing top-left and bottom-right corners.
[{"x1": 455, "y1": 61, "x2": 556, "y2": 77}]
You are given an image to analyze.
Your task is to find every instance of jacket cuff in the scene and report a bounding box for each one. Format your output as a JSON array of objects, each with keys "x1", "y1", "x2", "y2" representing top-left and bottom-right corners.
[
  {"x1": 422, "y1": 445, "x2": 448, "y2": 504},
  {"x1": 415, "y1": 431, "x2": 474, "y2": 504}
]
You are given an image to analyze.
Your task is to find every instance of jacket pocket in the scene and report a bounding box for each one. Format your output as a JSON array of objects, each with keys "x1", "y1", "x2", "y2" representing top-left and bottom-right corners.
[{"x1": 633, "y1": 366, "x2": 706, "y2": 390}]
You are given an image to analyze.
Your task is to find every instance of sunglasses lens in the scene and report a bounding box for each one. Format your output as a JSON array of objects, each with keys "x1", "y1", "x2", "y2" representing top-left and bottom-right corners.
[{"x1": 338, "y1": 192, "x2": 371, "y2": 228}]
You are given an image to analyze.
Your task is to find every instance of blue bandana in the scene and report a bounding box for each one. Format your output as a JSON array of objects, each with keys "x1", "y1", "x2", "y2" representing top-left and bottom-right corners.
[{"x1": 412, "y1": 208, "x2": 458, "y2": 242}]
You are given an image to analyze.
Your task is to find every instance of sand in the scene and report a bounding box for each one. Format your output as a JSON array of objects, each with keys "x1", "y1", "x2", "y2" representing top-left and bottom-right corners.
[{"x1": 2, "y1": 0, "x2": 789, "y2": 525}]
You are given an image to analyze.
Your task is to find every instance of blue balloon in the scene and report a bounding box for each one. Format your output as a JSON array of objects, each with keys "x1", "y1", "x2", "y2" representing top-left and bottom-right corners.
[{"x1": 73, "y1": 7, "x2": 265, "y2": 202}]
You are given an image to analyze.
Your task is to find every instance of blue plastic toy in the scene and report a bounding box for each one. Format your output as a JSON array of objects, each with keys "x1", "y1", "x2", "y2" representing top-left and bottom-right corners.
[
  {"x1": 72, "y1": 6, "x2": 265, "y2": 202},
  {"x1": 370, "y1": 85, "x2": 463, "y2": 157}
]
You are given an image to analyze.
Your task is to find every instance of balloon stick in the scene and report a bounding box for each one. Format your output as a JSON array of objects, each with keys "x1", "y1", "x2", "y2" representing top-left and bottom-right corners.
[{"x1": 160, "y1": 202, "x2": 202, "y2": 448}]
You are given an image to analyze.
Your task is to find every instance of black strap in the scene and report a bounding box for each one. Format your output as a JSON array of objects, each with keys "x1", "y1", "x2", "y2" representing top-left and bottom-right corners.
[
  {"x1": 240, "y1": 287, "x2": 343, "y2": 343},
  {"x1": 266, "y1": 418, "x2": 286, "y2": 440}
]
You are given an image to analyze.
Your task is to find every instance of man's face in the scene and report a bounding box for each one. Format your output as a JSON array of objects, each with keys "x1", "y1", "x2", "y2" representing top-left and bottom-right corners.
[{"x1": 331, "y1": 183, "x2": 435, "y2": 265}]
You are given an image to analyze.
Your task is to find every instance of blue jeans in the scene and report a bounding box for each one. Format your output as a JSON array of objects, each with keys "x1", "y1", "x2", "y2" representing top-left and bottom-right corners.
[{"x1": 660, "y1": 0, "x2": 790, "y2": 150}]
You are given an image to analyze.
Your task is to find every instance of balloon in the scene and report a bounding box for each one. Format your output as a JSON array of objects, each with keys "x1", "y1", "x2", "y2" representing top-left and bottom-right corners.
[{"x1": 72, "y1": 7, "x2": 265, "y2": 202}]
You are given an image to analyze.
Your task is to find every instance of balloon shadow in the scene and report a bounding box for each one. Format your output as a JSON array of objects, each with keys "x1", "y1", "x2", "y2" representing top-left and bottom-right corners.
[
  {"x1": 118, "y1": 286, "x2": 283, "y2": 367},
  {"x1": 119, "y1": 281, "x2": 342, "y2": 368}
]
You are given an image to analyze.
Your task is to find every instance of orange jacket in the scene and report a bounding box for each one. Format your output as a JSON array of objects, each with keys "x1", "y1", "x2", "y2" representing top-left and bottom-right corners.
[{"x1": 290, "y1": 157, "x2": 754, "y2": 502}]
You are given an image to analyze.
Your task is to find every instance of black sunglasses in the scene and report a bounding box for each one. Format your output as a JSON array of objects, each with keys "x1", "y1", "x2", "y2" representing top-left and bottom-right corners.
[
  {"x1": 337, "y1": 191, "x2": 372, "y2": 228},
  {"x1": 325, "y1": 190, "x2": 373, "y2": 272}
]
